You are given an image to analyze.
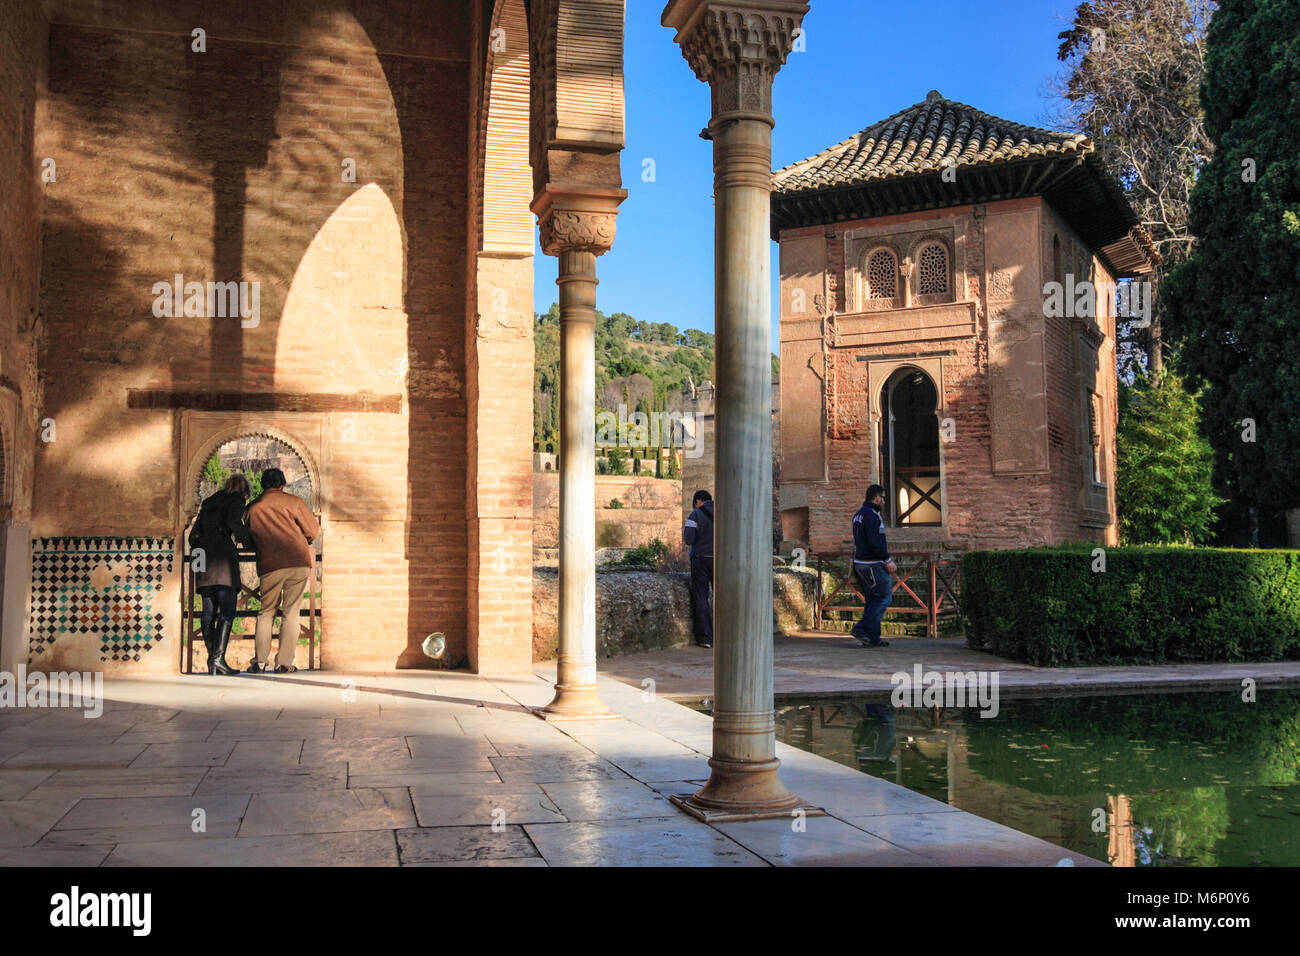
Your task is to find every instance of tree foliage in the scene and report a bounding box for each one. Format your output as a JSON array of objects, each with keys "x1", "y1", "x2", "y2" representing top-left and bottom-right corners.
[
  {"x1": 1116, "y1": 373, "x2": 1220, "y2": 544},
  {"x1": 1163, "y1": 0, "x2": 1300, "y2": 516},
  {"x1": 1054, "y1": 0, "x2": 1217, "y2": 374},
  {"x1": 1056, "y1": 0, "x2": 1216, "y2": 269}
]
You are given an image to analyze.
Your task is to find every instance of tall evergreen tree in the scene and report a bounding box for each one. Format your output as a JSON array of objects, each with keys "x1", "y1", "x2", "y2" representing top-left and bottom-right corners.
[
  {"x1": 1116, "y1": 373, "x2": 1221, "y2": 544},
  {"x1": 1163, "y1": 0, "x2": 1300, "y2": 536}
]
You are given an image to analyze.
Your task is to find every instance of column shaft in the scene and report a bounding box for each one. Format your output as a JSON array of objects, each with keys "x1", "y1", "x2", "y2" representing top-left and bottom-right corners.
[
  {"x1": 686, "y1": 116, "x2": 798, "y2": 811},
  {"x1": 543, "y1": 249, "x2": 613, "y2": 717}
]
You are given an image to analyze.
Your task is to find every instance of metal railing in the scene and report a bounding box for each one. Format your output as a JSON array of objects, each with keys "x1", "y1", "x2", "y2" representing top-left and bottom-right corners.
[
  {"x1": 813, "y1": 550, "x2": 962, "y2": 638},
  {"x1": 180, "y1": 548, "x2": 323, "y2": 673}
]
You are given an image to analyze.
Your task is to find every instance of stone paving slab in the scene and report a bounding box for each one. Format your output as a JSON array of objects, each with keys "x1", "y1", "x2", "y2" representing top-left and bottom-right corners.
[
  {"x1": 301, "y1": 736, "x2": 411, "y2": 766},
  {"x1": 524, "y1": 817, "x2": 767, "y2": 867},
  {"x1": 0, "y1": 798, "x2": 79, "y2": 847},
  {"x1": 539, "y1": 779, "x2": 677, "y2": 822},
  {"x1": 195, "y1": 763, "x2": 347, "y2": 795},
  {"x1": 0, "y1": 845, "x2": 114, "y2": 866},
  {"x1": 104, "y1": 830, "x2": 401, "y2": 867},
  {"x1": 128, "y1": 740, "x2": 237, "y2": 768},
  {"x1": 4, "y1": 743, "x2": 147, "y2": 768},
  {"x1": 411, "y1": 790, "x2": 565, "y2": 828},
  {"x1": 0, "y1": 768, "x2": 53, "y2": 800},
  {"x1": 348, "y1": 769, "x2": 502, "y2": 791},
  {"x1": 713, "y1": 816, "x2": 934, "y2": 867},
  {"x1": 25, "y1": 768, "x2": 206, "y2": 800},
  {"x1": 396, "y1": 824, "x2": 540, "y2": 865},
  {"x1": 239, "y1": 788, "x2": 416, "y2": 836},
  {"x1": 226, "y1": 739, "x2": 306, "y2": 768}
]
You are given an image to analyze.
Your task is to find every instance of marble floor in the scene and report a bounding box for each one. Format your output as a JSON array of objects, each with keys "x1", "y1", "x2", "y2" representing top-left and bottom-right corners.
[{"x1": 0, "y1": 667, "x2": 1101, "y2": 867}]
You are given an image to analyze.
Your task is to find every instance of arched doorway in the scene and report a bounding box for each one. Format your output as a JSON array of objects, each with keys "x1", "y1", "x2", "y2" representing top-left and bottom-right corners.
[
  {"x1": 183, "y1": 429, "x2": 322, "y2": 673},
  {"x1": 882, "y1": 368, "x2": 943, "y2": 527}
]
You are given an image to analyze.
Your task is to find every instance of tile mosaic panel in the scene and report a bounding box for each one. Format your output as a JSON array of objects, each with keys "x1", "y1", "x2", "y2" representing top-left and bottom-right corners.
[{"x1": 29, "y1": 537, "x2": 174, "y2": 663}]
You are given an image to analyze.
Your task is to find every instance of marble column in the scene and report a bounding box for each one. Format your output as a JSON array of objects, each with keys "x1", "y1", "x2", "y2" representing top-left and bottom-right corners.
[
  {"x1": 663, "y1": 0, "x2": 813, "y2": 818},
  {"x1": 534, "y1": 186, "x2": 624, "y2": 719}
]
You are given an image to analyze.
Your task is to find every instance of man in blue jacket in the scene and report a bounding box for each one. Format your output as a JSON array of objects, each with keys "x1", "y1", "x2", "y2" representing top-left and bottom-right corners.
[
  {"x1": 851, "y1": 484, "x2": 896, "y2": 647},
  {"x1": 683, "y1": 490, "x2": 715, "y2": 648}
]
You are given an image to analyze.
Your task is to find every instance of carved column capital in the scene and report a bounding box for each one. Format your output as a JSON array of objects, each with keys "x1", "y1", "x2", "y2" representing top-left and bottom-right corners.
[
  {"x1": 663, "y1": 0, "x2": 808, "y2": 120},
  {"x1": 532, "y1": 184, "x2": 627, "y2": 257}
]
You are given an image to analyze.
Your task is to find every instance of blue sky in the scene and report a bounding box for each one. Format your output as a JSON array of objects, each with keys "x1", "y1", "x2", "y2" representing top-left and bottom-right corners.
[{"x1": 531, "y1": 0, "x2": 1082, "y2": 344}]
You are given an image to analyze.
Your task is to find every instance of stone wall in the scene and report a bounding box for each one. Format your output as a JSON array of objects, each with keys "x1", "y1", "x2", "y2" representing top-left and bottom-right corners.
[
  {"x1": 533, "y1": 474, "x2": 683, "y2": 556},
  {"x1": 531, "y1": 565, "x2": 822, "y2": 660},
  {"x1": 0, "y1": 0, "x2": 48, "y2": 675}
]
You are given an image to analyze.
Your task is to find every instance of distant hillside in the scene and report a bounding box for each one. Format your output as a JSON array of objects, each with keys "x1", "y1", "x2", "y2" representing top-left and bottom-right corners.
[{"x1": 533, "y1": 302, "x2": 716, "y2": 450}]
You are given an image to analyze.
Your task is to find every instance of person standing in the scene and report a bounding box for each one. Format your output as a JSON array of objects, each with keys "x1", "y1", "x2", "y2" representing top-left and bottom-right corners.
[
  {"x1": 683, "y1": 490, "x2": 715, "y2": 648},
  {"x1": 189, "y1": 474, "x2": 253, "y2": 675},
  {"x1": 851, "y1": 484, "x2": 896, "y2": 647},
  {"x1": 246, "y1": 468, "x2": 319, "y2": 674}
]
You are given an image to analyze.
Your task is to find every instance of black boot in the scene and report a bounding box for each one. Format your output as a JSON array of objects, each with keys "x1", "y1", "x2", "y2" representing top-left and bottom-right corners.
[
  {"x1": 201, "y1": 617, "x2": 218, "y2": 675},
  {"x1": 211, "y1": 619, "x2": 240, "y2": 676}
]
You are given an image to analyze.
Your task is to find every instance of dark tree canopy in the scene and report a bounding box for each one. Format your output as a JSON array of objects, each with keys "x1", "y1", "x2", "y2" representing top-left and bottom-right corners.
[{"x1": 1163, "y1": 0, "x2": 1300, "y2": 514}]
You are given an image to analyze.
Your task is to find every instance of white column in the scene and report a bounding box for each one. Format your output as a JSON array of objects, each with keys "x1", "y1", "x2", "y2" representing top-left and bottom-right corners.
[
  {"x1": 534, "y1": 188, "x2": 624, "y2": 719},
  {"x1": 663, "y1": 0, "x2": 811, "y2": 817}
]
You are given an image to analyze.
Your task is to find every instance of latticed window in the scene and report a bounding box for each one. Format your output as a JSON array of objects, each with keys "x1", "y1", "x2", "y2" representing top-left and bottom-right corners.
[
  {"x1": 917, "y1": 242, "x2": 949, "y2": 295},
  {"x1": 865, "y1": 249, "x2": 898, "y2": 300},
  {"x1": 1088, "y1": 392, "x2": 1103, "y2": 483},
  {"x1": 0, "y1": 423, "x2": 8, "y2": 511}
]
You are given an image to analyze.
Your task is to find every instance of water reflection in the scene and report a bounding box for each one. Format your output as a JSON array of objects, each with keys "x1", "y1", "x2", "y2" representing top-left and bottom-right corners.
[{"x1": 773, "y1": 690, "x2": 1300, "y2": 866}]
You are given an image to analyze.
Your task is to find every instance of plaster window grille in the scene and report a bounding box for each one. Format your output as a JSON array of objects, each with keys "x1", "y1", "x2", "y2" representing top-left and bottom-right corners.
[
  {"x1": 0, "y1": 423, "x2": 8, "y2": 510},
  {"x1": 1088, "y1": 392, "x2": 1103, "y2": 484},
  {"x1": 866, "y1": 249, "x2": 898, "y2": 301},
  {"x1": 917, "y1": 243, "x2": 949, "y2": 295}
]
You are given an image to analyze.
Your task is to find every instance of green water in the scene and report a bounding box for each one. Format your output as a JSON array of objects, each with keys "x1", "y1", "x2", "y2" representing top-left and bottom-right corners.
[{"x1": 773, "y1": 689, "x2": 1300, "y2": 866}]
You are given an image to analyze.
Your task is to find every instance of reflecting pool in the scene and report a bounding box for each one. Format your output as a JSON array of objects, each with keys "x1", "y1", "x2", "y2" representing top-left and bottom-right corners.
[{"x1": 772, "y1": 689, "x2": 1300, "y2": 866}]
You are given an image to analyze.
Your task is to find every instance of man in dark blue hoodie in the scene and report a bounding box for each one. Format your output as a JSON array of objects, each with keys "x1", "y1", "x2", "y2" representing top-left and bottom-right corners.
[
  {"x1": 683, "y1": 490, "x2": 715, "y2": 648},
  {"x1": 851, "y1": 484, "x2": 896, "y2": 647}
]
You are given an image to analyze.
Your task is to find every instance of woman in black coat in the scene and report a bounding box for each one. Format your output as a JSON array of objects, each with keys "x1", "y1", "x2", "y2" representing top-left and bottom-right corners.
[{"x1": 188, "y1": 474, "x2": 254, "y2": 675}]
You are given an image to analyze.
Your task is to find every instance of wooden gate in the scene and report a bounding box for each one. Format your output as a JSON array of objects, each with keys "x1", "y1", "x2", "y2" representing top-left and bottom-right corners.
[
  {"x1": 180, "y1": 546, "x2": 323, "y2": 673},
  {"x1": 814, "y1": 551, "x2": 962, "y2": 637}
]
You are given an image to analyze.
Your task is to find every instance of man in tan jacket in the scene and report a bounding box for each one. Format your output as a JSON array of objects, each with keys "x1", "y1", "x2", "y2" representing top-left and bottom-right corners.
[{"x1": 246, "y1": 468, "x2": 319, "y2": 673}]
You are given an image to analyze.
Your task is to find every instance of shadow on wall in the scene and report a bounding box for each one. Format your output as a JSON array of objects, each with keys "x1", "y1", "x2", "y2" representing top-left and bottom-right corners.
[{"x1": 35, "y1": 1, "x2": 471, "y2": 670}]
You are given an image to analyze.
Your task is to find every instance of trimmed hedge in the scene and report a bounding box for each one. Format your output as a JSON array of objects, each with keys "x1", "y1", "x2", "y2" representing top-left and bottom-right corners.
[{"x1": 963, "y1": 546, "x2": 1300, "y2": 665}]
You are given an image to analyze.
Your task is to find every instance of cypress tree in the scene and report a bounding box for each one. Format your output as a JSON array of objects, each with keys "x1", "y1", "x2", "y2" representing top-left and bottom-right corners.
[{"x1": 1163, "y1": 0, "x2": 1300, "y2": 527}]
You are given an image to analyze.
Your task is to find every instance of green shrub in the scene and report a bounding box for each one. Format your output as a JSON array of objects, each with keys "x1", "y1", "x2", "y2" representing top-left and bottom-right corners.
[
  {"x1": 608, "y1": 498, "x2": 624, "y2": 509},
  {"x1": 618, "y1": 539, "x2": 671, "y2": 568},
  {"x1": 963, "y1": 545, "x2": 1300, "y2": 665}
]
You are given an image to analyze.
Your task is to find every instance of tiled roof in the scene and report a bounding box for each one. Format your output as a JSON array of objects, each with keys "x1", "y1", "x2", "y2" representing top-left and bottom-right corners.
[{"x1": 772, "y1": 91, "x2": 1090, "y2": 194}]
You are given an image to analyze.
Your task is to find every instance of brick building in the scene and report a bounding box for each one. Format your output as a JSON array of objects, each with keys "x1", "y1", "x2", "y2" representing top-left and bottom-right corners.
[
  {"x1": 773, "y1": 92, "x2": 1158, "y2": 556},
  {"x1": 0, "y1": 0, "x2": 626, "y2": 677}
]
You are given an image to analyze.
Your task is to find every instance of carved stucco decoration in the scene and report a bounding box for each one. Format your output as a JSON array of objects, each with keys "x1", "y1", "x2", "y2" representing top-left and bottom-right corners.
[
  {"x1": 666, "y1": 1, "x2": 808, "y2": 118},
  {"x1": 538, "y1": 208, "x2": 618, "y2": 256}
]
